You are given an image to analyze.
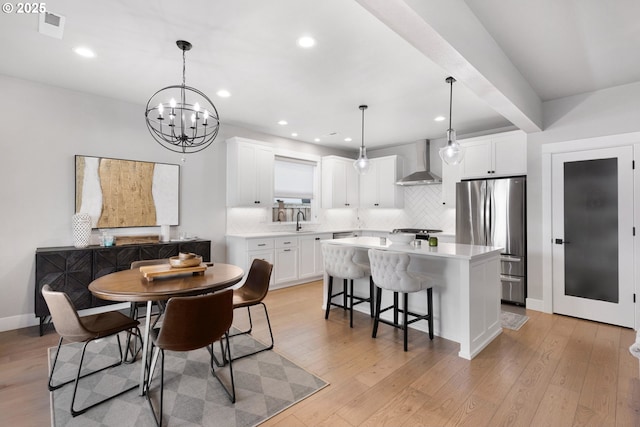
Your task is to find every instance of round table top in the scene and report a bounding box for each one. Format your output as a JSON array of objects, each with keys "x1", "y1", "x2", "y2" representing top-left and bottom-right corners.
[{"x1": 89, "y1": 263, "x2": 244, "y2": 302}]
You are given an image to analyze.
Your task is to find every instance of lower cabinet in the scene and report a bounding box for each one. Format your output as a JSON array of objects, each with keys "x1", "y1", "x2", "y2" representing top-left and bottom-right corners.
[
  {"x1": 275, "y1": 247, "x2": 298, "y2": 284},
  {"x1": 298, "y1": 233, "x2": 332, "y2": 280},
  {"x1": 227, "y1": 233, "x2": 331, "y2": 289}
]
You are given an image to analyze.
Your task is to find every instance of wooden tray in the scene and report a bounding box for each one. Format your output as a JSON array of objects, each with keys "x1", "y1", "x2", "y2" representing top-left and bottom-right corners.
[
  {"x1": 116, "y1": 235, "x2": 160, "y2": 246},
  {"x1": 139, "y1": 264, "x2": 207, "y2": 281}
]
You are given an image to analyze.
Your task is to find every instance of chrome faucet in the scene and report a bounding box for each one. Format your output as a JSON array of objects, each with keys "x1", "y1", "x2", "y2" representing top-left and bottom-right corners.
[{"x1": 296, "y1": 210, "x2": 306, "y2": 231}]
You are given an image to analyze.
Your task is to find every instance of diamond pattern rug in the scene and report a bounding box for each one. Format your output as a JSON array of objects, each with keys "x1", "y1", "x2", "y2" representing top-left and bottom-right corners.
[{"x1": 49, "y1": 331, "x2": 327, "y2": 426}]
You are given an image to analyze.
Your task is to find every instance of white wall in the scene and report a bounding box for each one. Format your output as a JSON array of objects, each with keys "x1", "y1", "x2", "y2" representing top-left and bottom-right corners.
[
  {"x1": 526, "y1": 81, "x2": 640, "y2": 304},
  {"x1": 0, "y1": 74, "x2": 348, "y2": 330}
]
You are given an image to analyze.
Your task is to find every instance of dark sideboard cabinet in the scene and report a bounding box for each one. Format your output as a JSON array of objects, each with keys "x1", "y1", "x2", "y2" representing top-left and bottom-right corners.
[{"x1": 35, "y1": 240, "x2": 211, "y2": 335}]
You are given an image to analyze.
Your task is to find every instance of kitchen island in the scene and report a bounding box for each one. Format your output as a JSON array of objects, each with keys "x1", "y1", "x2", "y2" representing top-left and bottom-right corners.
[{"x1": 322, "y1": 236, "x2": 503, "y2": 359}]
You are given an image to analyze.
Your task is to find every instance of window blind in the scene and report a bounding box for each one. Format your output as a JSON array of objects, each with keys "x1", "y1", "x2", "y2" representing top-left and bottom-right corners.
[{"x1": 274, "y1": 157, "x2": 316, "y2": 199}]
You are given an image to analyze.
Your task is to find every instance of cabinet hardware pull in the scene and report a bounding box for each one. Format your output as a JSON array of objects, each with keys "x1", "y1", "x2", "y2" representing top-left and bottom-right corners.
[
  {"x1": 258, "y1": 243, "x2": 266, "y2": 246},
  {"x1": 315, "y1": 237, "x2": 320, "y2": 240},
  {"x1": 284, "y1": 249, "x2": 291, "y2": 252}
]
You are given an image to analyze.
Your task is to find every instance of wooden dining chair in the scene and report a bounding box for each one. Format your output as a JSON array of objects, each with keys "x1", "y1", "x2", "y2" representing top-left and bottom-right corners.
[
  {"x1": 42, "y1": 285, "x2": 143, "y2": 417},
  {"x1": 145, "y1": 289, "x2": 235, "y2": 426}
]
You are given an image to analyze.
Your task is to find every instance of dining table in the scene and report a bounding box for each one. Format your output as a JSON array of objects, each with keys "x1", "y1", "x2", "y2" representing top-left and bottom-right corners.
[{"x1": 88, "y1": 262, "x2": 244, "y2": 394}]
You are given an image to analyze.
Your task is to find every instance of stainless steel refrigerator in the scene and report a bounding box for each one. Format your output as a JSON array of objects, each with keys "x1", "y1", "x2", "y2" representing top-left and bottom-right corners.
[{"x1": 456, "y1": 177, "x2": 527, "y2": 305}]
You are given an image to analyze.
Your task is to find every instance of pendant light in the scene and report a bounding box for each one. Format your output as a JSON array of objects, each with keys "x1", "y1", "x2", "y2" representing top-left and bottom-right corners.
[
  {"x1": 353, "y1": 105, "x2": 370, "y2": 175},
  {"x1": 439, "y1": 76, "x2": 465, "y2": 165},
  {"x1": 145, "y1": 40, "x2": 220, "y2": 157}
]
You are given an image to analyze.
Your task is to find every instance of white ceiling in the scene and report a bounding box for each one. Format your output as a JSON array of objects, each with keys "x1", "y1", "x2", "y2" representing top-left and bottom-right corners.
[{"x1": 0, "y1": 0, "x2": 638, "y2": 150}]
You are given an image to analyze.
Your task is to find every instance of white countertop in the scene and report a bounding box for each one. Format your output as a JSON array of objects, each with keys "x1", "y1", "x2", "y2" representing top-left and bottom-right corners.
[
  {"x1": 323, "y1": 236, "x2": 501, "y2": 260},
  {"x1": 226, "y1": 229, "x2": 455, "y2": 239},
  {"x1": 226, "y1": 231, "x2": 337, "y2": 238}
]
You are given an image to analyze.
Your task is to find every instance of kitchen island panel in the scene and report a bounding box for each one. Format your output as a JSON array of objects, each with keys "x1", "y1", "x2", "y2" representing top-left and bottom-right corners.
[{"x1": 321, "y1": 237, "x2": 502, "y2": 359}]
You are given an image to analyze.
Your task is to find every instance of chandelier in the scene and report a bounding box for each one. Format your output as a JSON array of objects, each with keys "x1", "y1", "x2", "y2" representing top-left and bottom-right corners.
[
  {"x1": 353, "y1": 105, "x2": 370, "y2": 175},
  {"x1": 145, "y1": 40, "x2": 220, "y2": 155},
  {"x1": 439, "y1": 76, "x2": 465, "y2": 165}
]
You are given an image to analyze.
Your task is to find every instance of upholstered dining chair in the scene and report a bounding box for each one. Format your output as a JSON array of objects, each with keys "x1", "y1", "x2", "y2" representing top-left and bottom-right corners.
[
  {"x1": 367, "y1": 249, "x2": 434, "y2": 351},
  {"x1": 322, "y1": 244, "x2": 374, "y2": 328},
  {"x1": 42, "y1": 284, "x2": 143, "y2": 417},
  {"x1": 145, "y1": 289, "x2": 236, "y2": 427},
  {"x1": 224, "y1": 258, "x2": 274, "y2": 362}
]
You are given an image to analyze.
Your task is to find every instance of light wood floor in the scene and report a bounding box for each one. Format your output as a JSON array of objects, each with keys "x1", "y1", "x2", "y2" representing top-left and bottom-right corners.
[{"x1": 2, "y1": 280, "x2": 639, "y2": 426}]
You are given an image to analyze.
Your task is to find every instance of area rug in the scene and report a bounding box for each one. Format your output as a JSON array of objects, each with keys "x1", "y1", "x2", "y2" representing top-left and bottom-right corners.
[
  {"x1": 49, "y1": 331, "x2": 327, "y2": 426},
  {"x1": 501, "y1": 310, "x2": 529, "y2": 331}
]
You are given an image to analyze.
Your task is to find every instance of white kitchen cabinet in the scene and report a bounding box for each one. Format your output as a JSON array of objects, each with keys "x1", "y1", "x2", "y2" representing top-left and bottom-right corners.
[
  {"x1": 321, "y1": 156, "x2": 359, "y2": 208},
  {"x1": 228, "y1": 233, "x2": 330, "y2": 290},
  {"x1": 298, "y1": 233, "x2": 332, "y2": 280},
  {"x1": 226, "y1": 137, "x2": 275, "y2": 207},
  {"x1": 441, "y1": 160, "x2": 461, "y2": 206},
  {"x1": 273, "y1": 236, "x2": 299, "y2": 285},
  {"x1": 275, "y1": 247, "x2": 298, "y2": 284},
  {"x1": 359, "y1": 155, "x2": 403, "y2": 208},
  {"x1": 460, "y1": 130, "x2": 527, "y2": 179}
]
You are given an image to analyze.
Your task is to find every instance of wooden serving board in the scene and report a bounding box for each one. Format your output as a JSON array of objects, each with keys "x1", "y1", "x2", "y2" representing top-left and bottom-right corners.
[
  {"x1": 139, "y1": 264, "x2": 207, "y2": 281},
  {"x1": 115, "y1": 235, "x2": 160, "y2": 246}
]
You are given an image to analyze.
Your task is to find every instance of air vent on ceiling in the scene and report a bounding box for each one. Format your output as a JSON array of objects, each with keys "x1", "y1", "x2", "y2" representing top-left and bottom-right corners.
[{"x1": 38, "y1": 12, "x2": 65, "y2": 39}]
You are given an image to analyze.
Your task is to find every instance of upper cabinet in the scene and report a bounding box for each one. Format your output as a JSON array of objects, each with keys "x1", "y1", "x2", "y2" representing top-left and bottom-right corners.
[
  {"x1": 226, "y1": 137, "x2": 275, "y2": 207},
  {"x1": 459, "y1": 130, "x2": 527, "y2": 179},
  {"x1": 441, "y1": 160, "x2": 461, "y2": 206},
  {"x1": 360, "y1": 155, "x2": 404, "y2": 208},
  {"x1": 321, "y1": 156, "x2": 359, "y2": 208}
]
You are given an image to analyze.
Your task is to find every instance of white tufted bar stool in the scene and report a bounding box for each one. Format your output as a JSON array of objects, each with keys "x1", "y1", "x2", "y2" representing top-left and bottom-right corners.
[
  {"x1": 368, "y1": 248, "x2": 434, "y2": 351},
  {"x1": 322, "y1": 244, "x2": 374, "y2": 328}
]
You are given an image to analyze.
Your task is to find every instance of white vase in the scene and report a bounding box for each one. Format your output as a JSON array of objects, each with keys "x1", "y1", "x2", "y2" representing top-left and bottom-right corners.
[{"x1": 72, "y1": 213, "x2": 92, "y2": 248}]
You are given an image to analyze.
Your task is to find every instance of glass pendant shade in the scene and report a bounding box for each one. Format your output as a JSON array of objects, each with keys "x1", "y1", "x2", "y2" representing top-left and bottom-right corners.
[
  {"x1": 354, "y1": 146, "x2": 370, "y2": 174},
  {"x1": 439, "y1": 77, "x2": 464, "y2": 166},
  {"x1": 439, "y1": 128, "x2": 465, "y2": 165},
  {"x1": 353, "y1": 104, "x2": 370, "y2": 175}
]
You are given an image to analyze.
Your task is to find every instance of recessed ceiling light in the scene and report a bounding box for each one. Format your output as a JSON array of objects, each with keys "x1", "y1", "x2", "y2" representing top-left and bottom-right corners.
[
  {"x1": 73, "y1": 46, "x2": 95, "y2": 58},
  {"x1": 291, "y1": 133, "x2": 298, "y2": 137},
  {"x1": 314, "y1": 138, "x2": 320, "y2": 142},
  {"x1": 216, "y1": 89, "x2": 231, "y2": 98},
  {"x1": 297, "y1": 36, "x2": 316, "y2": 48},
  {"x1": 344, "y1": 137, "x2": 352, "y2": 142},
  {"x1": 278, "y1": 120, "x2": 288, "y2": 126},
  {"x1": 434, "y1": 115, "x2": 446, "y2": 122}
]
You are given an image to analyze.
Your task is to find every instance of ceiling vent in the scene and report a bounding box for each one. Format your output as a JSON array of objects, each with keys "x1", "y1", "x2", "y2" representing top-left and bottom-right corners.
[{"x1": 38, "y1": 12, "x2": 65, "y2": 39}]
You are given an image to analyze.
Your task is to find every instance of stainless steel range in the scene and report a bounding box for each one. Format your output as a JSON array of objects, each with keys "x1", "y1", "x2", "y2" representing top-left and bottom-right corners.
[{"x1": 392, "y1": 228, "x2": 443, "y2": 240}]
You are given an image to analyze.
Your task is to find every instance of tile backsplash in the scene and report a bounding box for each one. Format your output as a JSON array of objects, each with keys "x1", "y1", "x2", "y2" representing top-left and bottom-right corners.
[{"x1": 226, "y1": 185, "x2": 455, "y2": 235}]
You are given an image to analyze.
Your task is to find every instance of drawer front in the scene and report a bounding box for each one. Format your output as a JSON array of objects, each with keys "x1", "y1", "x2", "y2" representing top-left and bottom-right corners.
[
  {"x1": 247, "y1": 239, "x2": 274, "y2": 251},
  {"x1": 275, "y1": 236, "x2": 298, "y2": 249},
  {"x1": 500, "y1": 255, "x2": 525, "y2": 276},
  {"x1": 501, "y1": 275, "x2": 526, "y2": 304}
]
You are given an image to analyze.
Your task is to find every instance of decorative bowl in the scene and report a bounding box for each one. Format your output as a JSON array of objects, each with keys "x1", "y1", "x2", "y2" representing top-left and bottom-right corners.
[
  {"x1": 388, "y1": 232, "x2": 414, "y2": 245},
  {"x1": 169, "y1": 255, "x2": 202, "y2": 268},
  {"x1": 178, "y1": 252, "x2": 196, "y2": 260}
]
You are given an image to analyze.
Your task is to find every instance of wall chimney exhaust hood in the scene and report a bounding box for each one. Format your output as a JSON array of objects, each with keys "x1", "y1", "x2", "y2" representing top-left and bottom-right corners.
[{"x1": 396, "y1": 140, "x2": 441, "y2": 186}]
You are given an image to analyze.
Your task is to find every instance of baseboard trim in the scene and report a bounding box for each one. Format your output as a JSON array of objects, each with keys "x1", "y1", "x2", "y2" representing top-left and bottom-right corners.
[
  {"x1": 0, "y1": 313, "x2": 39, "y2": 332},
  {"x1": 525, "y1": 297, "x2": 545, "y2": 312}
]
